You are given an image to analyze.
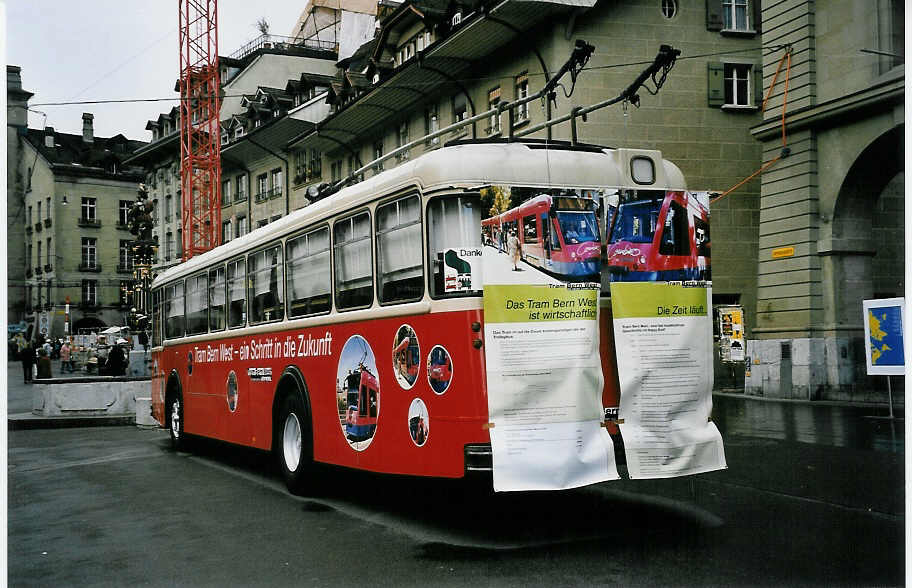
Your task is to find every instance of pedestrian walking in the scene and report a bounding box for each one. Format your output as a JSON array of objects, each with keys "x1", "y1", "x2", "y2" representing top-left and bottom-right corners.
[
  {"x1": 507, "y1": 230, "x2": 522, "y2": 271},
  {"x1": 60, "y1": 340, "x2": 73, "y2": 374},
  {"x1": 36, "y1": 348, "x2": 52, "y2": 379},
  {"x1": 104, "y1": 339, "x2": 128, "y2": 376},
  {"x1": 20, "y1": 340, "x2": 35, "y2": 384}
]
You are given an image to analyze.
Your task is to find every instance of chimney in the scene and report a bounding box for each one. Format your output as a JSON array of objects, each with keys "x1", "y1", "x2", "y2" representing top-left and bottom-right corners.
[
  {"x1": 7, "y1": 65, "x2": 33, "y2": 128},
  {"x1": 44, "y1": 127, "x2": 55, "y2": 148},
  {"x1": 7, "y1": 65, "x2": 23, "y2": 91},
  {"x1": 82, "y1": 112, "x2": 95, "y2": 143}
]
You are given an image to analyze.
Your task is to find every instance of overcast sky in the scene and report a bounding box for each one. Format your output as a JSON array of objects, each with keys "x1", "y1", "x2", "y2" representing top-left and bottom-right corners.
[{"x1": 6, "y1": 1, "x2": 308, "y2": 141}]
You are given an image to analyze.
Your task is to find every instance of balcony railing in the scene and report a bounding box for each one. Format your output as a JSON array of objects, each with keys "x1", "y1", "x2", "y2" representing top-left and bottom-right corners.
[
  {"x1": 269, "y1": 186, "x2": 284, "y2": 200},
  {"x1": 34, "y1": 266, "x2": 43, "y2": 276},
  {"x1": 254, "y1": 191, "x2": 269, "y2": 203},
  {"x1": 235, "y1": 193, "x2": 247, "y2": 203},
  {"x1": 43, "y1": 218, "x2": 52, "y2": 228},
  {"x1": 43, "y1": 263, "x2": 53, "y2": 273},
  {"x1": 116, "y1": 222, "x2": 129, "y2": 231},
  {"x1": 228, "y1": 33, "x2": 336, "y2": 61},
  {"x1": 34, "y1": 222, "x2": 43, "y2": 233},
  {"x1": 117, "y1": 264, "x2": 134, "y2": 273},
  {"x1": 78, "y1": 217, "x2": 101, "y2": 228},
  {"x1": 78, "y1": 263, "x2": 102, "y2": 273}
]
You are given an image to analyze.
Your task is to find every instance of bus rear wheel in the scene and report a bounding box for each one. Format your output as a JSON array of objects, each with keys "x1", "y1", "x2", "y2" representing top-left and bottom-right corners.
[
  {"x1": 277, "y1": 393, "x2": 312, "y2": 495},
  {"x1": 167, "y1": 391, "x2": 184, "y2": 451}
]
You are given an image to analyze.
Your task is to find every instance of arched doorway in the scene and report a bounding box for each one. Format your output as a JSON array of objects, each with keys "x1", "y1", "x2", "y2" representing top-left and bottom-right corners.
[
  {"x1": 73, "y1": 317, "x2": 107, "y2": 334},
  {"x1": 827, "y1": 125, "x2": 904, "y2": 328}
]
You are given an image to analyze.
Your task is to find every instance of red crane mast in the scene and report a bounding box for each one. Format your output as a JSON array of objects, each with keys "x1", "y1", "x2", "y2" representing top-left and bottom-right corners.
[{"x1": 178, "y1": 0, "x2": 222, "y2": 260}]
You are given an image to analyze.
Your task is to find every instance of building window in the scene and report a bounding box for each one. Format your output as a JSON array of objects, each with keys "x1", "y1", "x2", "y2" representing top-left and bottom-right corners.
[
  {"x1": 453, "y1": 93, "x2": 467, "y2": 125},
  {"x1": 27, "y1": 206, "x2": 32, "y2": 226},
  {"x1": 310, "y1": 150, "x2": 322, "y2": 179},
  {"x1": 221, "y1": 179, "x2": 231, "y2": 205},
  {"x1": 46, "y1": 238, "x2": 52, "y2": 268},
  {"x1": 877, "y1": 0, "x2": 904, "y2": 73},
  {"x1": 515, "y1": 73, "x2": 529, "y2": 122},
  {"x1": 119, "y1": 240, "x2": 133, "y2": 270},
  {"x1": 222, "y1": 220, "x2": 232, "y2": 244},
  {"x1": 237, "y1": 215, "x2": 247, "y2": 237},
  {"x1": 708, "y1": 62, "x2": 759, "y2": 108},
  {"x1": 373, "y1": 140, "x2": 384, "y2": 173},
  {"x1": 81, "y1": 197, "x2": 96, "y2": 221},
  {"x1": 294, "y1": 149, "x2": 307, "y2": 183},
  {"x1": 256, "y1": 174, "x2": 268, "y2": 200},
  {"x1": 119, "y1": 200, "x2": 131, "y2": 226},
  {"x1": 165, "y1": 194, "x2": 172, "y2": 218},
  {"x1": 487, "y1": 87, "x2": 501, "y2": 135},
  {"x1": 331, "y1": 160, "x2": 342, "y2": 183},
  {"x1": 722, "y1": 0, "x2": 749, "y2": 31},
  {"x1": 165, "y1": 232, "x2": 173, "y2": 260},
  {"x1": 424, "y1": 105, "x2": 439, "y2": 145},
  {"x1": 271, "y1": 168, "x2": 283, "y2": 198},
  {"x1": 45, "y1": 197, "x2": 51, "y2": 219},
  {"x1": 347, "y1": 155, "x2": 363, "y2": 182},
  {"x1": 661, "y1": 0, "x2": 677, "y2": 19},
  {"x1": 397, "y1": 120, "x2": 410, "y2": 161},
  {"x1": 236, "y1": 175, "x2": 247, "y2": 201},
  {"x1": 81, "y1": 238, "x2": 97, "y2": 268},
  {"x1": 37, "y1": 241, "x2": 42, "y2": 267},
  {"x1": 82, "y1": 280, "x2": 98, "y2": 306},
  {"x1": 724, "y1": 63, "x2": 752, "y2": 106},
  {"x1": 37, "y1": 200, "x2": 42, "y2": 222}
]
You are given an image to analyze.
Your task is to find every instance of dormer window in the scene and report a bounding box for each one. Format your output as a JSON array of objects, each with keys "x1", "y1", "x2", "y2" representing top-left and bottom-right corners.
[{"x1": 452, "y1": 12, "x2": 462, "y2": 27}]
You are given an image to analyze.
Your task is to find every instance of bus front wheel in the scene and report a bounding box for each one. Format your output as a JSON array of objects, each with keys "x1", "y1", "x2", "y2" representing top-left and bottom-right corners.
[{"x1": 277, "y1": 393, "x2": 313, "y2": 495}]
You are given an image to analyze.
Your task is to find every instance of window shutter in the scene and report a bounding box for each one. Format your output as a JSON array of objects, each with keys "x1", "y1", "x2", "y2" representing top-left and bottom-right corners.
[
  {"x1": 753, "y1": 65, "x2": 764, "y2": 108},
  {"x1": 752, "y1": 0, "x2": 762, "y2": 33},
  {"x1": 706, "y1": 0, "x2": 723, "y2": 31},
  {"x1": 707, "y1": 62, "x2": 725, "y2": 107}
]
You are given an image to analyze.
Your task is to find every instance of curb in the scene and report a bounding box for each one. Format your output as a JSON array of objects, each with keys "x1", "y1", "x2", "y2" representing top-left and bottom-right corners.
[{"x1": 8, "y1": 414, "x2": 136, "y2": 431}]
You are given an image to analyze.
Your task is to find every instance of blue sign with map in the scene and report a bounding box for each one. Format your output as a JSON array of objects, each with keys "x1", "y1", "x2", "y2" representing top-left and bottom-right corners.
[{"x1": 863, "y1": 298, "x2": 905, "y2": 376}]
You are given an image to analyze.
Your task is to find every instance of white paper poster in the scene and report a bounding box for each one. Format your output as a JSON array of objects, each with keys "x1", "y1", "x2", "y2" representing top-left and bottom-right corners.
[
  {"x1": 482, "y1": 225, "x2": 617, "y2": 491},
  {"x1": 610, "y1": 282, "x2": 726, "y2": 479}
]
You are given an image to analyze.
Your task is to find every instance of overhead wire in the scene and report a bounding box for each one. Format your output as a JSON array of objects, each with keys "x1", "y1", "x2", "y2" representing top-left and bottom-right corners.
[{"x1": 29, "y1": 45, "x2": 793, "y2": 108}]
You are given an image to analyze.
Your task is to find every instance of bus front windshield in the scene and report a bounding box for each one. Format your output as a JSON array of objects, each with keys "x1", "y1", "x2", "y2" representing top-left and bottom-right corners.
[
  {"x1": 556, "y1": 211, "x2": 599, "y2": 244},
  {"x1": 610, "y1": 199, "x2": 661, "y2": 244}
]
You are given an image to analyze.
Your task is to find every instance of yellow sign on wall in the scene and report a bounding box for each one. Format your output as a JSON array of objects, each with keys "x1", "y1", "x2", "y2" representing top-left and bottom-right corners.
[{"x1": 771, "y1": 246, "x2": 795, "y2": 259}]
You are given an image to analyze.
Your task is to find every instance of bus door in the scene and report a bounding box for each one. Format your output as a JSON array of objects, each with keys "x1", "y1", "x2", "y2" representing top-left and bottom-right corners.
[{"x1": 540, "y1": 212, "x2": 552, "y2": 261}]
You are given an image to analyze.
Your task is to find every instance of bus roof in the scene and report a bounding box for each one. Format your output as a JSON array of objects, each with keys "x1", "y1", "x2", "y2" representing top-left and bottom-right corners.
[{"x1": 152, "y1": 141, "x2": 685, "y2": 287}]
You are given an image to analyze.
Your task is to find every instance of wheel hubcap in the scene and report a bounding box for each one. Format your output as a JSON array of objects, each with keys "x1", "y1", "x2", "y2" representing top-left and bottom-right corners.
[
  {"x1": 170, "y1": 399, "x2": 181, "y2": 439},
  {"x1": 283, "y1": 413, "x2": 302, "y2": 472}
]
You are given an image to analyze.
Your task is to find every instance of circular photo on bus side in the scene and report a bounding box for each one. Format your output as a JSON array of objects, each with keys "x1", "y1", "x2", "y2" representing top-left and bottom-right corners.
[
  {"x1": 392, "y1": 324, "x2": 420, "y2": 389},
  {"x1": 408, "y1": 398, "x2": 429, "y2": 447},
  {"x1": 427, "y1": 345, "x2": 453, "y2": 395},
  {"x1": 336, "y1": 335, "x2": 379, "y2": 451},
  {"x1": 226, "y1": 371, "x2": 238, "y2": 412}
]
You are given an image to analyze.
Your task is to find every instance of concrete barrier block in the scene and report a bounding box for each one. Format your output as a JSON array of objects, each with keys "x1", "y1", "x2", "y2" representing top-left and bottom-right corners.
[
  {"x1": 32, "y1": 377, "x2": 150, "y2": 418},
  {"x1": 135, "y1": 396, "x2": 158, "y2": 427}
]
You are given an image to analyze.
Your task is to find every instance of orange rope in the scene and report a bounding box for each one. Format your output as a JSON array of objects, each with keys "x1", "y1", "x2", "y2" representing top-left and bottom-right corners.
[{"x1": 713, "y1": 48, "x2": 792, "y2": 205}]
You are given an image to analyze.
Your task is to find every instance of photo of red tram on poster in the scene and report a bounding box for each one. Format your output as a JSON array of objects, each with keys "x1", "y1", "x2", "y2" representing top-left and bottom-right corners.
[{"x1": 604, "y1": 190, "x2": 711, "y2": 283}]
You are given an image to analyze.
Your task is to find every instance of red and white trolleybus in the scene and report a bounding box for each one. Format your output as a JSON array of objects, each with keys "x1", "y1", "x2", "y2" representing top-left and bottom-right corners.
[{"x1": 149, "y1": 140, "x2": 688, "y2": 493}]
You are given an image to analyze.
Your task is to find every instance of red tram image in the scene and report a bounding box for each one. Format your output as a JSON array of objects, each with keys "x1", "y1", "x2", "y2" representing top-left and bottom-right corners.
[
  {"x1": 605, "y1": 190, "x2": 710, "y2": 282},
  {"x1": 482, "y1": 194, "x2": 601, "y2": 280},
  {"x1": 343, "y1": 366, "x2": 378, "y2": 442}
]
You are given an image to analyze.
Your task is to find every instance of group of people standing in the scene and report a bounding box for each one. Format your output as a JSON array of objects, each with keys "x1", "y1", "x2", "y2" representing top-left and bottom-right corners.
[{"x1": 16, "y1": 335, "x2": 130, "y2": 383}]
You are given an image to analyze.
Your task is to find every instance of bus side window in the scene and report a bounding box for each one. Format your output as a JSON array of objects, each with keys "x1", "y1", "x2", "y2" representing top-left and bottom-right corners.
[
  {"x1": 185, "y1": 273, "x2": 209, "y2": 335},
  {"x1": 151, "y1": 288, "x2": 162, "y2": 347},
  {"x1": 164, "y1": 282, "x2": 185, "y2": 339},
  {"x1": 334, "y1": 212, "x2": 373, "y2": 310},
  {"x1": 522, "y1": 214, "x2": 537, "y2": 243},
  {"x1": 249, "y1": 245, "x2": 285, "y2": 324},
  {"x1": 427, "y1": 194, "x2": 482, "y2": 298},
  {"x1": 377, "y1": 195, "x2": 423, "y2": 304},
  {"x1": 287, "y1": 227, "x2": 331, "y2": 317},
  {"x1": 227, "y1": 258, "x2": 246, "y2": 328},
  {"x1": 209, "y1": 266, "x2": 226, "y2": 331}
]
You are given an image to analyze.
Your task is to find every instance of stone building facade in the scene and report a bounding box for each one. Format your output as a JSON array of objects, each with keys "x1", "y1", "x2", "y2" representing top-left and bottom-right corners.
[
  {"x1": 6, "y1": 66, "x2": 147, "y2": 339},
  {"x1": 745, "y1": 0, "x2": 904, "y2": 400}
]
